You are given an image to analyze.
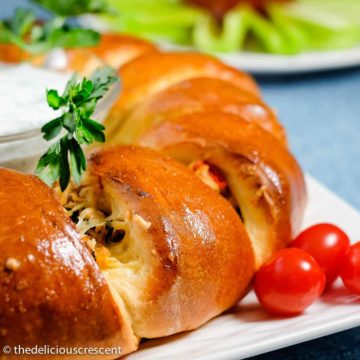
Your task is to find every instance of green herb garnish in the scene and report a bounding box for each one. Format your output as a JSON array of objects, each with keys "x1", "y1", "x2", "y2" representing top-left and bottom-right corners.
[
  {"x1": 32, "y1": 0, "x2": 112, "y2": 17},
  {"x1": 36, "y1": 67, "x2": 118, "y2": 191},
  {"x1": 0, "y1": 8, "x2": 100, "y2": 54}
]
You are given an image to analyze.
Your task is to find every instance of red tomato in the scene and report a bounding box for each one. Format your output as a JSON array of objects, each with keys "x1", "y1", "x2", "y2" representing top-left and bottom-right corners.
[
  {"x1": 291, "y1": 223, "x2": 350, "y2": 286},
  {"x1": 340, "y1": 242, "x2": 360, "y2": 294},
  {"x1": 254, "y1": 248, "x2": 326, "y2": 316}
]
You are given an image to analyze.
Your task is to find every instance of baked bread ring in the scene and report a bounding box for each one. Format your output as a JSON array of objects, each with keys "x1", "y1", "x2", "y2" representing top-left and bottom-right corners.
[
  {"x1": 111, "y1": 77, "x2": 286, "y2": 145},
  {"x1": 0, "y1": 168, "x2": 138, "y2": 359},
  {"x1": 105, "y1": 52, "x2": 260, "y2": 135},
  {"x1": 1, "y1": 32, "x2": 307, "y2": 357},
  {"x1": 126, "y1": 112, "x2": 307, "y2": 266}
]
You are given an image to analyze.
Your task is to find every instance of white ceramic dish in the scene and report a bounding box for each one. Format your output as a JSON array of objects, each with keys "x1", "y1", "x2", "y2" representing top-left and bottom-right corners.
[{"x1": 126, "y1": 174, "x2": 360, "y2": 360}]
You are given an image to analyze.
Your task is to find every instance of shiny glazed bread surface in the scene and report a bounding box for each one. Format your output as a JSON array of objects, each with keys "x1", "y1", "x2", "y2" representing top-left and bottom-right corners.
[
  {"x1": 86, "y1": 145, "x2": 255, "y2": 338},
  {"x1": 135, "y1": 112, "x2": 306, "y2": 265},
  {"x1": 105, "y1": 51, "x2": 261, "y2": 135},
  {"x1": 113, "y1": 77, "x2": 286, "y2": 145},
  {"x1": 0, "y1": 168, "x2": 138, "y2": 359},
  {"x1": 0, "y1": 144, "x2": 256, "y2": 357},
  {"x1": 104, "y1": 47, "x2": 306, "y2": 267}
]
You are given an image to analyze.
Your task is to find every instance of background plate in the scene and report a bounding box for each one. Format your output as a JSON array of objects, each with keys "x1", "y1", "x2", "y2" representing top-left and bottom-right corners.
[
  {"x1": 80, "y1": 15, "x2": 360, "y2": 75},
  {"x1": 216, "y1": 47, "x2": 360, "y2": 75},
  {"x1": 160, "y1": 43, "x2": 360, "y2": 75},
  {"x1": 125, "y1": 175, "x2": 360, "y2": 360}
]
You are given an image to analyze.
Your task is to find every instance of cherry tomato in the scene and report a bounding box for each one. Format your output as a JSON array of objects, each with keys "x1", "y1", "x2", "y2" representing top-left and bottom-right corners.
[
  {"x1": 291, "y1": 223, "x2": 350, "y2": 286},
  {"x1": 340, "y1": 242, "x2": 360, "y2": 294},
  {"x1": 254, "y1": 248, "x2": 326, "y2": 316}
]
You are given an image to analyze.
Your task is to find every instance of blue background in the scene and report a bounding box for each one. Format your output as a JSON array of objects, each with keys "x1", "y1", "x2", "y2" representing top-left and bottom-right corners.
[{"x1": 1, "y1": 1, "x2": 360, "y2": 359}]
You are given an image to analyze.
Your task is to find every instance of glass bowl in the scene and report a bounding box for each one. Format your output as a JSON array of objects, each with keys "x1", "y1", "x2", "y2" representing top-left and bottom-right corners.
[{"x1": 0, "y1": 79, "x2": 120, "y2": 173}]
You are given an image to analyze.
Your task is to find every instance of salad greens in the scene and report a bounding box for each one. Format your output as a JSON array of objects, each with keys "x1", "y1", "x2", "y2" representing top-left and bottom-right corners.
[
  {"x1": 36, "y1": 67, "x2": 119, "y2": 191},
  {"x1": 193, "y1": 7, "x2": 251, "y2": 53},
  {"x1": 102, "y1": 0, "x2": 202, "y2": 44},
  {"x1": 100, "y1": 0, "x2": 360, "y2": 54}
]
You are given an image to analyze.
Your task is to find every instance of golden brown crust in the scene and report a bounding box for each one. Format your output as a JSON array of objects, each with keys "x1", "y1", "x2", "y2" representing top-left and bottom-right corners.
[
  {"x1": 0, "y1": 44, "x2": 30, "y2": 63},
  {"x1": 0, "y1": 168, "x2": 138, "y2": 359},
  {"x1": 105, "y1": 52, "x2": 260, "y2": 133},
  {"x1": 86, "y1": 33, "x2": 159, "y2": 69},
  {"x1": 102, "y1": 50, "x2": 306, "y2": 267},
  {"x1": 112, "y1": 77, "x2": 286, "y2": 145},
  {"x1": 134, "y1": 112, "x2": 306, "y2": 266},
  {"x1": 87, "y1": 145, "x2": 255, "y2": 338}
]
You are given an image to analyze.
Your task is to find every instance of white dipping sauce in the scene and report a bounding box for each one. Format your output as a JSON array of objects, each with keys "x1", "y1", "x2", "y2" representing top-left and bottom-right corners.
[
  {"x1": 0, "y1": 63, "x2": 70, "y2": 137},
  {"x1": 0, "y1": 60, "x2": 118, "y2": 173}
]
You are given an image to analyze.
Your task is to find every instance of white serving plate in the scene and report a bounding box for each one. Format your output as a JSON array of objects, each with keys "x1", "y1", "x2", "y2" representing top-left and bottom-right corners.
[
  {"x1": 126, "y1": 174, "x2": 360, "y2": 360},
  {"x1": 160, "y1": 43, "x2": 360, "y2": 75},
  {"x1": 217, "y1": 47, "x2": 360, "y2": 75}
]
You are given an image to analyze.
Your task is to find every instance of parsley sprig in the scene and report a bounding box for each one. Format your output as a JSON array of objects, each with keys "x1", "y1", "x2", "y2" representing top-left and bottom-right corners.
[
  {"x1": 0, "y1": 8, "x2": 100, "y2": 54},
  {"x1": 32, "y1": 0, "x2": 112, "y2": 17},
  {"x1": 36, "y1": 67, "x2": 118, "y2": 191}
]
